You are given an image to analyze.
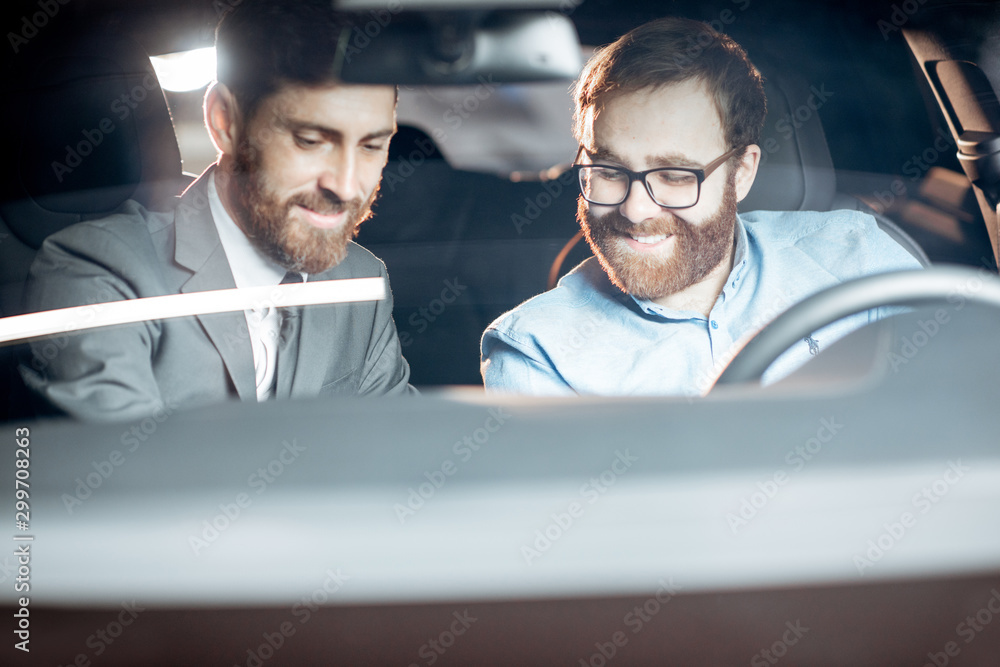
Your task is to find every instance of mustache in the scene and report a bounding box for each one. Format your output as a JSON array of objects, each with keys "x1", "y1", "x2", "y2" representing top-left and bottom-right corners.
[
  {"x1": 585, "y1": 206, "x2": 687, "y2": 238},
  {"x1": 286, "y1": 191, "x2": 355, "y2": 217}
]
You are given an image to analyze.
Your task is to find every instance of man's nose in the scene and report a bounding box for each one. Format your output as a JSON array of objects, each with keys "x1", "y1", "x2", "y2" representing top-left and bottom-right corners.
[
  {"x1": 618, "y1": 178, "x2": 662, "y2": 223},
  {"x1": 317, "y1": 149, "x2": 360, "y2": 201}
]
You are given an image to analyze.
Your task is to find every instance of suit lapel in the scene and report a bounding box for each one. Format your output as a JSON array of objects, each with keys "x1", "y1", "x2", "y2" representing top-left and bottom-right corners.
[
  {"x1": 283, "y1": 296, "x2": 343, "y2": 398},
  {"x1": 173, "y1": 168, "x2": 256, "y2": 401}
]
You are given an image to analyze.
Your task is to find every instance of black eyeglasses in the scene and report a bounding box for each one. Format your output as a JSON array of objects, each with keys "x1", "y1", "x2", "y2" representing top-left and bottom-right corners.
[{"x1": 573, "y1": 146, "x2": 742, "y2": 209}]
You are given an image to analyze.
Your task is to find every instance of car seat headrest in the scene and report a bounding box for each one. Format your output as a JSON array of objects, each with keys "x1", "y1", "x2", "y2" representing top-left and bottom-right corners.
[
  {"x1": 739, "y1": 66, "x2": 837, "y2": 212},
  {"x1": 0, "y1": 27, "x2": 184, "y2": 249},
  {"x1": 388, "y1": 125, "x2": 447, "y2": 163}
]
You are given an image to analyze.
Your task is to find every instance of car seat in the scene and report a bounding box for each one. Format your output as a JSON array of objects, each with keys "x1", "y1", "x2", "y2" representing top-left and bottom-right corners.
[
  {"x1": 358, "y1": 126, "x2": 583, "y2": 386},
  {"x1": 740, "y1": 60, "x2": 930, "y2": 266},
  {"x1": 0, "y1": 25, "x2": 188, "y2": 420}
]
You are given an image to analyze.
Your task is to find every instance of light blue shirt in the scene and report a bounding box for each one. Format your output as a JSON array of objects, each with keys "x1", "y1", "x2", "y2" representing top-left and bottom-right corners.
[{"x1": 481, "y1": 210, "x2": 923, "y2": 395}]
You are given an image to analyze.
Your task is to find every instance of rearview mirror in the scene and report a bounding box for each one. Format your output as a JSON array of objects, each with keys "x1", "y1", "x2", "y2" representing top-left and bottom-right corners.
[{"x1": 334, "y1": 9, "x2": 582, "y2": 85}]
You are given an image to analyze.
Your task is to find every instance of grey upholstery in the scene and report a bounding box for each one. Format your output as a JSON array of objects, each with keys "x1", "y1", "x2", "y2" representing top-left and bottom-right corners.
[{"x1": 741, "y1": 63, "x2": 929, "y2": 266}]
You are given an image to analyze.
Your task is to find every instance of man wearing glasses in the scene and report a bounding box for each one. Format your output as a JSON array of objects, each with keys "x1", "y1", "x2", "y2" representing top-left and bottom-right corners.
[{"x1": 480, "y1": 17, "x2": 921, "y2": 395}]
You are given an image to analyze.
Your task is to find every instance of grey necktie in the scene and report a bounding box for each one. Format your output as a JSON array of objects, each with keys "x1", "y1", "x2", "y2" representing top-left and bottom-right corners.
[{"x1": 254, "y1": 271, "x2": 304, "y2": 401}]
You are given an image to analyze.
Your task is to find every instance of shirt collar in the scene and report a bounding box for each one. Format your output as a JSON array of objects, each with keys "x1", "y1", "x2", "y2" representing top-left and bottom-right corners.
[
  {"x1": 730, "y1": 212, "x2": 749, "y2": 282},
  {"x1": 208, "y1": 172, "x2": 306, "y2": 288},
  {"x1": 629, "y1": 213, "x2": 749, "y2": 319}
]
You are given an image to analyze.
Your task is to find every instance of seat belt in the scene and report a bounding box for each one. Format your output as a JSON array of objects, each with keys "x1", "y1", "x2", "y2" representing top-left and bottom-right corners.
[{"x1": 903, "y1": 27, "x2": 1000, "y2": 268}]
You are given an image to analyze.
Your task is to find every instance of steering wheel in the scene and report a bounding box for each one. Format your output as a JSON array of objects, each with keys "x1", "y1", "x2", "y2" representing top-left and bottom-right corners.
[{"x1": 713, "y1": 265, "x2": 1000, "y2": 386}]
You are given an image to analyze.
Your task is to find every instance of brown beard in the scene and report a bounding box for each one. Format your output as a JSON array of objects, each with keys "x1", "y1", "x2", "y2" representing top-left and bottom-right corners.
[
  {"x1": 579, "y1": 169, "x2": 738, "y2": 301},
  {"x1": 229, "y1": 141, "x2": 378, "y2": 275}
]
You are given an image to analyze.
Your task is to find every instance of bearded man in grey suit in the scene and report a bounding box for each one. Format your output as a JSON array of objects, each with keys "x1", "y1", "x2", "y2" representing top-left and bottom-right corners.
[{"x1": 20, "y1": 0, "x2": 413, "y2": 421}]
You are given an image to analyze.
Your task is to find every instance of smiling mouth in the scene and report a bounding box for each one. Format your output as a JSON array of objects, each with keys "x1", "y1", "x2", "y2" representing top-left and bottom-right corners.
[
  {"x1": 630, "y1": 233, "x2": 669, "y2": 244},
  {"x1": 623, "y1": 232, "x2": 673, "y2": 250},
  {"x1": 295, "y1": 204, "x2": 347, "y2": 229}
]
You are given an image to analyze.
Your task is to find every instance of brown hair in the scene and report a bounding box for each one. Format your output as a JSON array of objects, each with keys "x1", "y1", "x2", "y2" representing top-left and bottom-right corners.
[
  {"x1": 215, "y1": 0, "x2": 357, "y2": 123},
  {"x1": 573, "y1": 17, "x2": 766, "y2": 153}
]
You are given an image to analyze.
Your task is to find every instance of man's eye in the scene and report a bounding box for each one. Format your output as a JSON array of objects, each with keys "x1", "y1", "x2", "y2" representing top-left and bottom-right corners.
[
  {"x1": 294, "y1": 135, "x2": 321, "y2": 148},
  {"x1": 652, "y1": 170, "x2": 697, "y2": 186},
  {"x1": 593, "y1": 167, "x2": 626, "y2": 181},
  {"x1": 362, "y1": 143, "x2": 387, "y2": 153}
]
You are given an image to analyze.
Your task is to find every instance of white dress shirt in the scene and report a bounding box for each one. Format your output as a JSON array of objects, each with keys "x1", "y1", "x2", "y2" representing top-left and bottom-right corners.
[{"x1": 208, "y1": 174, "x2": 306, "y2": 400}]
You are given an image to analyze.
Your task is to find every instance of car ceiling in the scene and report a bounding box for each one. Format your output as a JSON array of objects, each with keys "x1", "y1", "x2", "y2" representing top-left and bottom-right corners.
[
  {"x1": 2, "y1": 0, "x2": 996, "y2": 180},
  {"x1": 2, "y1": 0, "x2": 983, "y2": 57}
]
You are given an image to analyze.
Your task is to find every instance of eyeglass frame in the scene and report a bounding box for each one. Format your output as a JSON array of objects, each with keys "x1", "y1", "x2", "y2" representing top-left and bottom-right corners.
[{"x1": 572, "y1": 145, "x2": 744, "y2": 209}]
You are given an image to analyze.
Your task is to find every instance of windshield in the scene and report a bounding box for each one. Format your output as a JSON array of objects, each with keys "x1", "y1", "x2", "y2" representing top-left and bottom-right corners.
[{"x1": 2, "y1": 1, "x2": 1000, "y2": 664}]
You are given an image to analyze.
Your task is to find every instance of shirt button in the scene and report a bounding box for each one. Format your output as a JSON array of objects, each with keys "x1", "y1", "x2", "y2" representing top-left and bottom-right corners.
[{"x1": 710, "y1": 320, "x2": 718, "y2": 329}]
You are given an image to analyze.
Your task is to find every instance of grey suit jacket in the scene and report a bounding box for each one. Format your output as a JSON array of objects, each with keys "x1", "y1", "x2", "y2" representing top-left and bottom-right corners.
[{"x1": 20, "y1": 169, "x2": 412, "y2": 421}]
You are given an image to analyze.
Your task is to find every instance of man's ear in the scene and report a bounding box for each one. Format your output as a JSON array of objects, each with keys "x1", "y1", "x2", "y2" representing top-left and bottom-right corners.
[
  {"x1": 734, "y1": 144, "x2": 761, "y2": 202},
  {"x1": 204, "y1": 82, "x2": 241, "y2": 157}
]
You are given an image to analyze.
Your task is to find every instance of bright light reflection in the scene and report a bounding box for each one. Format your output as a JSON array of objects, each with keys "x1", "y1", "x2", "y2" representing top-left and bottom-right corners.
[{"x1": 149, "y1": 47, "x2": 216, "y2": 92}]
